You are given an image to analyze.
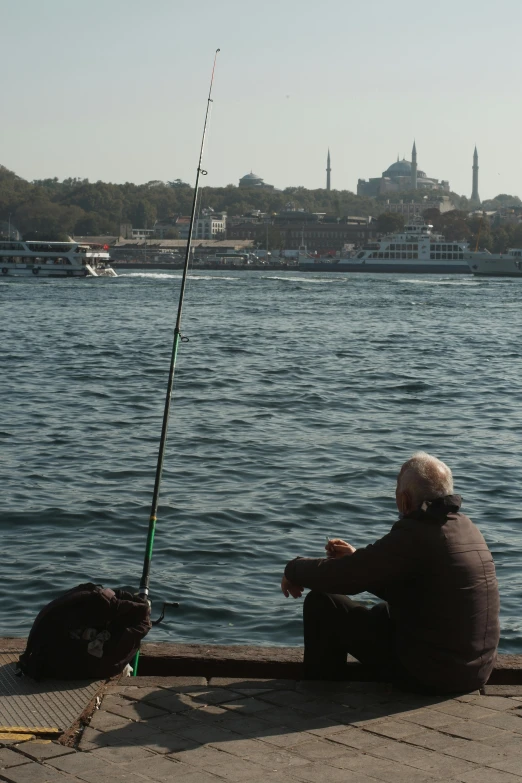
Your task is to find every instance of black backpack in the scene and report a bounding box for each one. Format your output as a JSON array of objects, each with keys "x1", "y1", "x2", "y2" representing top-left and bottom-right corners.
[{"x1": 18, "y1": 583, "x2": 151, "y2": 680}]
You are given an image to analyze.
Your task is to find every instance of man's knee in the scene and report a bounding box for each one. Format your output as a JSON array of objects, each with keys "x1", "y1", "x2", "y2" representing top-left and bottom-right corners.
[{"x1": 303, "y1": 590, "x2": 330, "y2": 617}]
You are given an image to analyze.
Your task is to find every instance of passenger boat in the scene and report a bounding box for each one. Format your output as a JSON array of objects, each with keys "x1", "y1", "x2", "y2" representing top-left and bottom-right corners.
[
  {"x1": 0, "y1": 240, "x2": 117, "y2": 278},
  {"x1": 299, "y1": 223, "x2": 472, "y2": 274},
  {"x1": 468, "y1": 248, "x2": 522, "y2": 277}
]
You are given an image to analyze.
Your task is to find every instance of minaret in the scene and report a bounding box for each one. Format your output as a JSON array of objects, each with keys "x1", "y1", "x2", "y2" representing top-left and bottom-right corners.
[
  {"x1": 411, "y1": 140, "x2": 418, "y2": 190},
  {"x1": 326, "y1": 149, "x2": 331, "y2": 191},
  {"x1": 471, "y1": 146, "x2": 480, "y2": 203}
]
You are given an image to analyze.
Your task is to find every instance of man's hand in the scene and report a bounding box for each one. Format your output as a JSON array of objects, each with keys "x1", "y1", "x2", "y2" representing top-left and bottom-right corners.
[
  {"x1": 281, "y1": 575, "x2": 304, "y2": 599},
  {"x1": 326, "y1": 538, "x2": 357, "y2": 559}
]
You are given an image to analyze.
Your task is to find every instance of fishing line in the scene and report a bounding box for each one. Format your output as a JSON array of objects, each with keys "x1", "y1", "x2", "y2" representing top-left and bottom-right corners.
[{"x1": 133, "y1": 49, "x2": 220, "y2": 674}]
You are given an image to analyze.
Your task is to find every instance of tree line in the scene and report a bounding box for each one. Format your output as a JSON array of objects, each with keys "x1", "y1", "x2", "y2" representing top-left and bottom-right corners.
[{"x1": 0, "y1": 164, "x2": 521, "y2": 251}]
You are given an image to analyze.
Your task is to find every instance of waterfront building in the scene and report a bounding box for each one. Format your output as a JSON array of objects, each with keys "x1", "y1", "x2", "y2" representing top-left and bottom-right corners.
[
  {"x1": 195, "y1": 210, "x2": 227, "y2": 240},
  {"x1": 175, "y1": 216, "x2": 191, "y2": 239},
  {"x1": 357, "y1": 142, "x2": 450, "y2": 197},
  {"x1": 227, "y1": 214, "x2": 374, "y2": 253},
  {"x1": 377, "y1": 196, "x2": 454, "y2": 218}
]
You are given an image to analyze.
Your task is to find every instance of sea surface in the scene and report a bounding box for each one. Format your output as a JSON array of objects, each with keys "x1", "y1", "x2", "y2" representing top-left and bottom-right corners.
[{"x1": 1, "y1": 270, "x2": 521, "y2": 652}]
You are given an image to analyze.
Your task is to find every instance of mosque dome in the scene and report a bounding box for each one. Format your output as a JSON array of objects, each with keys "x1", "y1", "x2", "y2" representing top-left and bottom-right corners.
[
  {"x1": 239, "y1": 172, "x2": 265, "y2": 188},
  {"x1": 383, "y1": 159, "x2": 412, "y2": 177}
]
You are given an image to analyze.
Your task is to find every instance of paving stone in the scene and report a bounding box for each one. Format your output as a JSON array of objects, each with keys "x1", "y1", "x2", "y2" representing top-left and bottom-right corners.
[
  {"x1": 171, "y1": 744, "x2": 228, "y2": 766},
  {"x1": 438, "y1": 719, "x2": 510, "y2": 742},
  {"x1": 0, "y1": 748, "x2": 31, "y2": 768},
  {"x1": 88, "y1": 710, "x2": 130, "y2": 732},
  {"x1": 143, "y1": 713, "x2": 188, "y2": 733},
  {"x1": 479, "y1": 731, "x2": 522, "y2": 752},
  {"x1": 204, "y1": 737, "x2": 267, "y2": 757},
  {"x1": 0, "y1": 764, "x2": 79, "y2": 783},
  {"x1": 368, "y1": 741, "x2": 481, "y2": 777},
  {"x1": 257, "y1": 690, "x2": 315, "y2": 708},
  {"x1": 284, "y1": 737, "x2": 348, "y2": 761},
  {"x1": 362, "y1": 718, "x2": 428, "y2": 739},
  {"x1": 298, "y1": 699, "x2": 358, "y2": 719},
  {"x1": 292, "y1": 762, "x2": 376, "y2": 783},
  {"x1": 476, "y1": 711, "x2": 522, "y2": 733},
  {"x1": 103, "y1": 700, "x2": 168, "y2": 721},
  {"x1": 14, "y1": 742, "x2": 75, "y2": 762},
  {"x1": 187, "y1": 688, "x2": 244, "y2": 706},
  {"x1": 68, "y1": 767, "x2": 147, "y2": 783},
  {"x1": 190, "y1": 705, "x2": 229, "y2": 722},
  {"x1": 327, "y1": 726, "x2": 401, "y2": 750},
  {"x1": 399, "y1": 707, "x2": 467, "y2": 729},
  {"x1": 97, "y1": 721, "x2": 160, "y2": 747},
  {"x1": 221, "y1": 697, "x2": 273, "y2": 715},
  {"x1": 457, "y1": 767, "x2": 522, "y2": 783},
  {"x1": 47, "y1": 751, "x2": 108, "y2": 776},
  {"x1": 78, "y1": 727, "x2": 111, "y2": 751},
  {"x1": 198, "y1": 756, "x2": 271, "y2": 781},
  {"x1": 213, "y1": 745, "x2": 311, "y2": 773},
  {"x1": 469, "y1": 696, "x2": 522, "y2": 711},
  {"x1": 484, "y1": 687, "x2": 522, "y2": 697},
  {"x1": 120, "y1": 753, "x2": 182, "y2": 781},
  {"x1": 488, "y1": 755, "x2": 522, "y2": 776},
  {"x1": 302, "y1": 721, "x2": 349, "y2": 739},
  {"x1": 214, "y1": 714, "x2": 273, "y2": 736},
  {"x1": 176, "y1": 723, "x2": 237, "y2": 745},
  {"x1": 89, "y1": 744, "x2": 157, "y2": 764},
  {"x1": 435, "y1": 737, "x2": 518, "y2": 765},
  {"x1": 329, "y1": 753, "x2": 439, "y2": 782},
  {"x1": 256, "y1": 727, "x2": 316, "y2": 748},
  {"x1": 404, "y1": 728, "x2": 471, "y2": 752},
  {"x1": 166, "y1": 772, "x2": 225, "y2": 783},
  {"x1": 143, "y1": 732, "x2": 200, "y2": 755},
  {"x1": 431, "y1": 700, "x2": 500, "y2": 721}
]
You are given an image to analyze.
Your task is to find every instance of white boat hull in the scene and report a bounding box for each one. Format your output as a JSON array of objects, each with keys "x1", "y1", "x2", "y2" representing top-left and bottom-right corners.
[
  {"x1": 468, "y1": 257, "x2": 522, "y2": 277},
  {"x1": 0, "y1": 263, "x2": 116, "y2": 278}
]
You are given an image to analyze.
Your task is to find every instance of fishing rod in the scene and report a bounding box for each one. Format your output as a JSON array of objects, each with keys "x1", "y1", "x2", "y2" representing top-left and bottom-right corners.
[{"x1": 133, "y1": 49, "x2": 220, "y2": 673}]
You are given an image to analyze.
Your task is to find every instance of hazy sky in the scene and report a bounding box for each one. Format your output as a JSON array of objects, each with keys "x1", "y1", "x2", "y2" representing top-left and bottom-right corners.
[{"x1": 3, "y1": 0, "x2": 522, "y2": 199}]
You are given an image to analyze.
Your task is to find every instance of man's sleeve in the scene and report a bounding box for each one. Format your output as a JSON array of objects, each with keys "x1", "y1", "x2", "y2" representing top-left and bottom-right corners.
[{"x1": 284, "y1": 525, "x2": 420, "y2": 596}]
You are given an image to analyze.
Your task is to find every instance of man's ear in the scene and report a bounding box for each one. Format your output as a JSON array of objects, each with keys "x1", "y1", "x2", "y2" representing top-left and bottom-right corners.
[
  {"x1": 397, "y1": 489, "x2": 413, "y2": 515},
  {"x1": 401, "y1": 490, "x2": 413, "y2": 514}
]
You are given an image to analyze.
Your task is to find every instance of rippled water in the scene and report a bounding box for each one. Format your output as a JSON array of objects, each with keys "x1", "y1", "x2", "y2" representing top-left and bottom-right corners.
[{"x1": 1, "y1": 270, "x2": 521, "y2": 652}]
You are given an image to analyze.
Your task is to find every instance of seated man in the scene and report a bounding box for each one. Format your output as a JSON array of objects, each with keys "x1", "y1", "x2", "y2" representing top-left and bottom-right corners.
[{"x1": 282, "y1": 452, "x2": 500, "y2": 693}]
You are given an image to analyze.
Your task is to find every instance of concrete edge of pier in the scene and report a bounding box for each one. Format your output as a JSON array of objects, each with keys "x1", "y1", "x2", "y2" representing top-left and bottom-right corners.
[{"x1": 1, "y1": 638, "x2": 521, "y2": 689}]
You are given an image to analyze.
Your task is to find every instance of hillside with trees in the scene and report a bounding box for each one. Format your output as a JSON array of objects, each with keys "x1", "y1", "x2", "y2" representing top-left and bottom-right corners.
[{"x1": 1, "y1": 164, "x2": 522, "y2": 251}]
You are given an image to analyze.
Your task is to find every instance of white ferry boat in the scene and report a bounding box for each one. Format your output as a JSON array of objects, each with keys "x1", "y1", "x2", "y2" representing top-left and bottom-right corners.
[
  {"x1": 468, "y1": 249, "x2": 522, "y2": 277},
  {"x1": 299, "y1": 223, "x2": 471, "y2": 274},
  {"x1": 0, "y1": 240, "x2": 117, "y2": 278}
]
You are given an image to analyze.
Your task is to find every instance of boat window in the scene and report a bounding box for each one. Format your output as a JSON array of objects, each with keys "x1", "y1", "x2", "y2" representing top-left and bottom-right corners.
[
  {"x1": 413, "y1": 253, "x2": 418, "y2": 259},
  {"x1": 430, "y1": 253, "x2": 435, "y2": 260},
  {"x1": 384, "y1": 253, "x2": 389, "y2": 259},
  {"x1": 0, "y1": 242, "x2": 25, "y2": 250},
  {"x1": 436, "y1": 253, "x2": 441, "y2": 259},
  {"x1": 357, "y1": 251, "x2": 365, "y2": 259},
  {"x1": 459, "y1": 254, "x2": 463, "y2": 260}
]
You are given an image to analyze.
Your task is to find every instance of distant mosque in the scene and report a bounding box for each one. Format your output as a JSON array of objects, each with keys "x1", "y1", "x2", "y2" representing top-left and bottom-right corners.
[
  {"x1": 238, "y1": 171, "x2": 275, "y2": 190},
  {"x1": 356, "y1": 142, "x2": 451, "y2": 197}
]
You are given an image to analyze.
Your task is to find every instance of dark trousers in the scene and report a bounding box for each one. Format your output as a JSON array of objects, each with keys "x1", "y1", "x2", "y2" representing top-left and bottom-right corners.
[{"x1": 303, "y1": 591, "x2": 407, "y2": 683}]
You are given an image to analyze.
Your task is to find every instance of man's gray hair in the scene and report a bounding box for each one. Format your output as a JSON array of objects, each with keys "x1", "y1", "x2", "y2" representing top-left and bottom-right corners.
[{"x1": 398, "y1": 451, "x2": 453, "y2": 507}]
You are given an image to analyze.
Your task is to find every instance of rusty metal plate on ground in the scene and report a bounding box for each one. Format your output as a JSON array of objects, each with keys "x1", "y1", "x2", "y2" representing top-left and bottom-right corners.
[{"x1": 0, "y1": 654, "x2": 102, "y2": 731}]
